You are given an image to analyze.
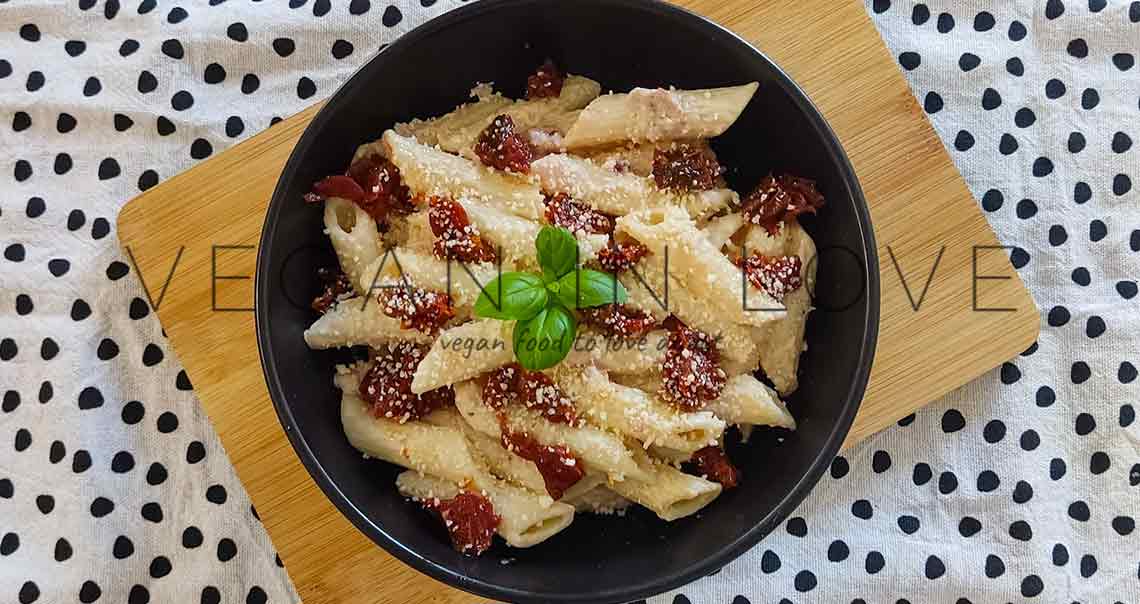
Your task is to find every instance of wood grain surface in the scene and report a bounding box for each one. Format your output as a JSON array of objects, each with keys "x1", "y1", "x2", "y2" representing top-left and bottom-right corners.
[{"x1": 116, "y1": 1, "x2": 1039, "y2": 602}]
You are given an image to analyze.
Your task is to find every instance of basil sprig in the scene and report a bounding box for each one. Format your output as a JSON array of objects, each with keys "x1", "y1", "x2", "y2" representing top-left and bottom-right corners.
[{"x1": 474, "y1": 226, "x2": 628, "y2": 370}]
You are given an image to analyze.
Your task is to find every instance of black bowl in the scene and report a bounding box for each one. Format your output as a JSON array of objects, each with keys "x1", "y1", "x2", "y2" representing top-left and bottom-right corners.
[{"x1": 256, "y1": 1, "x2": 879, "y2": 602}]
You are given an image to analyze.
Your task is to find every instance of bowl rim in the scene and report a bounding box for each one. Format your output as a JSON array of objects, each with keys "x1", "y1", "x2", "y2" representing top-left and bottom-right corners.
[{"x1": 255, "y1": 0, "x2": 880, "y2": 601}]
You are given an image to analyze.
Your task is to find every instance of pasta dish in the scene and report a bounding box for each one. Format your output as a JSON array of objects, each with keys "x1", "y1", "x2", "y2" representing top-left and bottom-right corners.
[{"x1": 301, "y1": 61, "x2": 825, "y2": 555}]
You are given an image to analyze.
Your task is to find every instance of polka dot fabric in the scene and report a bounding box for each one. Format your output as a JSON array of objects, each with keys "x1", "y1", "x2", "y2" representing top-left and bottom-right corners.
[
  {"x1": 0, "y1": 2, "x2": 443, "y2": 603},
  {"x1": 0, "y1": 1, "x2": 1136, "y2": 603},
  {"x1": 649, "y1": 1, "x2": 1140, "y2": 602}
]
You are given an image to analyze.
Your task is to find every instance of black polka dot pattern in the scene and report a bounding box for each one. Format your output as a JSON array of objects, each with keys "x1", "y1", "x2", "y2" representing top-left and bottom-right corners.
[{"x1": 1, "y1": 3, "x2": 337, "y2": 602}]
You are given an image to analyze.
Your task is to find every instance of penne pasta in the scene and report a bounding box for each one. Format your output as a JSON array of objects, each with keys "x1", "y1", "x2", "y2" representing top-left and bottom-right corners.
[
  {"x1": 351, "y1": 139, "x2": 389, "y2": 164},
  {"x1": 396, "y1": 76, "x2": 600, "y2": 157},
  {"x1": 611, "y1": 371, "x2": 793, "y2": 430},
  {"x1": 565, "y1": 327, "x2": 668, "y2": 375},
  {"x1": 303, "y1": 297, "x2": 433, "y2": 349},
  {"x1": 383, "y1": 130, "x2": 545, "y2": 220},
  {"x1": 607, "y1": 447, "x2": 722, "y2": 521},
  {"x1": 563, "y1": 83, "x2": 758, "y2": 149},
  {"x1": 356, "y1": 247, "x2": 504, "y2": 312},
  {"x1": 340, "y1": 388, "x2": 575, "y2": 547},
  {"x1": 414, "y1": 322, "x2": 669, "y2": 395},
  {"x1": 707, "y1": 374, "x2": 796, "y2": 429},
  {"x1": 617, "y1": 205, "x2": 784, "y2": 326},
  {"x1": 324, "y1": 198, "x2": 383, "y2": 296},
  {"x1": 531, "y1": 153, "x2": 737, "y2": 221},
  {"x1": 394, "y1": 210, "x2": 435, "y2": 255},
  {"x1": 394, "y1": 83, "x2": 512, "y2": 148},
  {"x1": 565, "y1": 484, "x2": 631, "y2": 514},
  {"x1": 394, "y1": 471, "x2": 575, "y2": 548},
  {"x1": 703, "y1": 212, "x2": 746, "y2": 251},
  {"x1": 412, "y1": 319, "x2": 514, "y2": 394},
  {"x1": 740, "y1": 221, "x2": 794, "y2": 259},
  {"x1": 454, "y1": 381, "x2": 645, "y2": 482},
  {"x1": 755, "y1": 221, "x2": 817, "y2": 395},
  {"x1": 425, "y1": 407, "x2": 608, "y2": 505},
  {"x1": 554, "y1": 365, "x2": 724, "y2": 452},
  {"x1": 619, "y1": 255, "x2": 764, "y2": 371}
]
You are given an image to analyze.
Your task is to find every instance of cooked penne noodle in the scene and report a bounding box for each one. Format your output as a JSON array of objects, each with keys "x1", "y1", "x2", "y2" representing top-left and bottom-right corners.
[
  {"x1": 563, "y1": 83, "x2": 758, "y2": 148},
  {"x1": 607, "y1": 447, "x2": 722, "y2": 521},
  {"x1": 707, "y1": 374, "x2": 796, "y2": 429},
  {"x1": 554, "y1": 365, "x2": 724, "y2": 452},
  {"x1": 412, "y1": 319, "x2": 514, "y2": 394},
  {"x1": 740, "y1": 220, "x2": 794, "y2": 259},
  {"x1": 755, "y1": 222, "x2": 817, "y2": 395},
  {"x1": 617, "y1": 205, "x2": 783, "y2": 326},
  {"x1": 351, "y1": 139, "x2": 389, "y2": 163},
  {"x1": 619, "y1": 255, "x2": 763, "y2": 370},
  {"x1": 414, "y1": 322, "x2": 668, "y2": 395},
  {"x1": 455, "y1": 197, "x2": 607, "y2": 269},
  {"x1": 530, "y1": 153, "x2": 737, "y2": 221},
  {"x1": 611, "y1": 370, "x2": 793, "y2": 430},
  {"x1": 324, "y1": 198, "x2": 383, "y2": 296},
  {"x1": 566, "y1": 484, "x2": 631, "y2": 514},
  {"x1": 425, "y1": 406, "x2": 609, "y2": 504},
  {"x1": 340, "y1": 384, "x2": 575, "y2": 547},
  {"x1": 396, "y1": 210, "x2": 435, "y2": 255},
  {"x1": 565, "y1": 328, "x2": 668, "y2": 375},
  {"x1": 703, "y1": 212, "x2": 746, "y2": 251},
  {"x1": 454, "y1": 381, "x2": 645, "y2": 481},
  {"x1": 383, "y1": 130, "x2": 545, "y2": 220},
  {"x1": 503, "y1": 75, "x2": 602, "y2": 124},
  {"x1": 356, "y1": 247, "x2": 503, "y2": 311},
  {"x1": 394, "y1": 83, "x2": 512, "y2": 148},
  {"x1": 303, "y1": 297, "x2": 433, "y2": 349},
  {"x1": 396, "y1": 76, "x2": 600, "y2": 156},
  {"x1": 394, "y1": 471, "x2": 574, "y2": 548}
]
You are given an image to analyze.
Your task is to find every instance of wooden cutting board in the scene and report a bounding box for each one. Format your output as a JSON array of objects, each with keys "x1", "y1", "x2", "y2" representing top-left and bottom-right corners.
[{"x1": 116, "y1": 0, "x2": 1039, "y2": 602}]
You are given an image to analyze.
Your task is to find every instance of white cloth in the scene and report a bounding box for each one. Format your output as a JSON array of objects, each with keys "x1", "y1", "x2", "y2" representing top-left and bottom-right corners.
[{"x1": 0, "y1": 1, "x2": 1136, "y2": 603}]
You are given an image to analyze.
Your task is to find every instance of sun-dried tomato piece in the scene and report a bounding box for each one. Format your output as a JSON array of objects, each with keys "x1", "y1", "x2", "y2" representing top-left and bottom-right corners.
[
  {"x1": 686, "y1": 445, "x2": 740, "y2": 488},
  {"x1": 482, "y1": 364, "x2": 521, "y2": 411},
  {"x1": 427, "y1": 196, "x2": 497, "y2": 263},
  {"x1": 380, "y1": 285, "x2": 456, "y2": 334},
  {"x1": 310, "y1": 175, "x2": 365, "y2": 203},
  {"x1": 481, "y1": 364, "x2": 578, "y2": 425},
  {"x1": 579, "y1": 304, "x2": 657, "y2": 338},
  {"x1": 474, "y1": 114, "x2": 533, "y2": 174},
  {"x1": 661, "y1": 318, "x2": 726, "y2": 411},
  {"x1": 500, "y1": 428, "x2": 584, "y2": 499},
  {"x1": 544, "y1": 193, "x2": 614, "y2": 235},
  {"x1": 737, "y1": 254, "x2": 803, "y2": 301},
  {"x1": 305, "y1": 155, "x2": 414, "y2": 225},
  {"x1": 311, "y1": 267, "x2": 354, "y2": 314},
  {"x1": 359, "y1": 343, "x2": 455, "y2": 423},
  {"x1": 652, "y1": 143, "x2": 723, "y2": 192},
  {"x1": 740, "y1": 174, "x2": 825, "y2": 235},
  {"x1": 422, "y1": 491, "x2": 500, "y2": 556},
  {"x1": 516, "y1": 371, "x2": 578, "y2": 425},
  {"x1": 596, "y1": 241, "x2": 650, "y2": 273},
  {"x1": 526, "y1": 60, "x2": 565, "y2": 100},
  {"x1": 347, "y1": 154, "x2": 415, "y2": 219}
]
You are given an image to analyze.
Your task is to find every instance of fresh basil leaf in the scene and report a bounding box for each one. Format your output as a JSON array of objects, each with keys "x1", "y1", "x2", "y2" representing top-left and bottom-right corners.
[
  {"x1": 512, "y1": 304, "x2": 577, "y2": 370},
  {"x1": 554, "y1": 269, "x2": 628, "y2": 309},
  {"x1": 473, "y1": 272, "x2": 548, "y2": 320},
  {"x1": 535, "y1": 226, "x2": 580, "y2": 280}
]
